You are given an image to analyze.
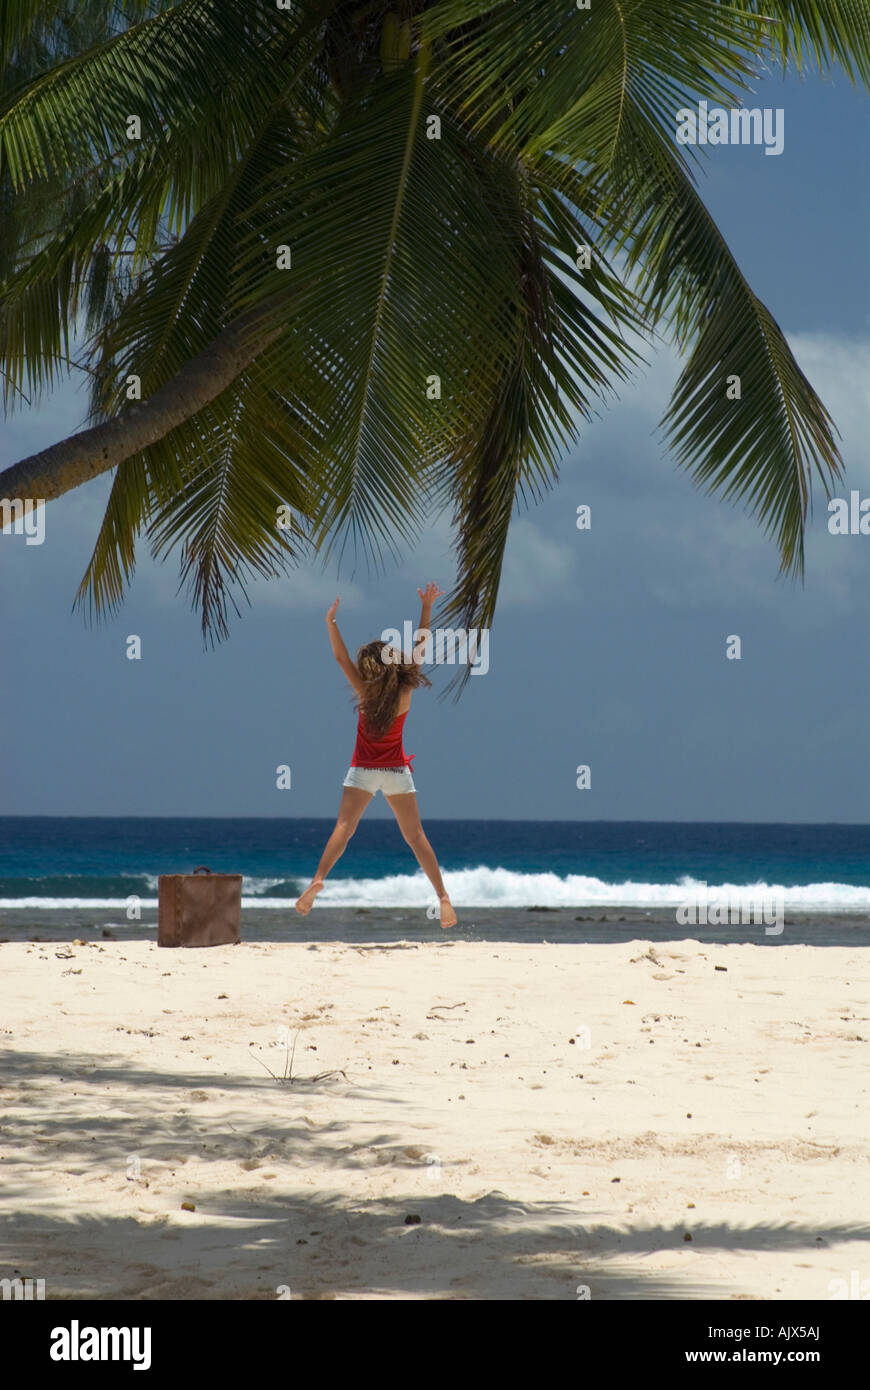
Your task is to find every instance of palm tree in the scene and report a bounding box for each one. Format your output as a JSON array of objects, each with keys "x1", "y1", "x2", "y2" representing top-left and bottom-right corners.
[{"x1": 0, "y1": 0, "x2": 866, "y2": 648}]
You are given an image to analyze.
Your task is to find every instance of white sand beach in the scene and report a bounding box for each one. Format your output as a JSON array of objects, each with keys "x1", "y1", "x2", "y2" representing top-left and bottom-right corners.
[{"x1": 2, "y1": 933, "x2": 868, "y2": 1300}]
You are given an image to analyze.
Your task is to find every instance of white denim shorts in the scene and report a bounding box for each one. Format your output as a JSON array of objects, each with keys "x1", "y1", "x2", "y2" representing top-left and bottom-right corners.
[{"x1": 342, "y1": 765, "x2": 416, "y2": 795}]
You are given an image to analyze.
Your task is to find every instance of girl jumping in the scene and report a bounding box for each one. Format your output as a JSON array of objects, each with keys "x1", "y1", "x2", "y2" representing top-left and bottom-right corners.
[{"x1": 294, "y1": 583, "x2": 457, "y2": 929}]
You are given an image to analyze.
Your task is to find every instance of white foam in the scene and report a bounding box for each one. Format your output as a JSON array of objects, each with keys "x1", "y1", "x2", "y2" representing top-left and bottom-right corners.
[
  {"x1": 308, "y1": 868, "x2": 870, "y2": 912},
  {"x1": 0, "y1": 898, "x2": 161, "y2": 910},
  {"x1": 2, "y1": 868, "x2": 868, "y2": 913}
]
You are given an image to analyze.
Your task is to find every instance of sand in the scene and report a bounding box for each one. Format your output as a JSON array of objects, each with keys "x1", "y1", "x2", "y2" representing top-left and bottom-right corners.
[{"x1": 1, "y1": 931, "x2": 868, "y2": 1300}]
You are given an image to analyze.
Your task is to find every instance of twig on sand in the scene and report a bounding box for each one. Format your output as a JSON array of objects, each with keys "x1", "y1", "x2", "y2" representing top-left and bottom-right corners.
[
  {"x1": 251, "y1": 1028, "x2": 298, "y2": 1082},
  {"x1": 426, "y1": 1001, "x2": 467, "y2": 1019},
  {"x1": 249, "y1": 1032, "x2": 346, "y2": 1085}
]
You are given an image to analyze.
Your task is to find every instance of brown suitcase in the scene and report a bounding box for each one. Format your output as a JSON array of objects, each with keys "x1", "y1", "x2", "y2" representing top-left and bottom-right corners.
[{"x1": 157, "y1": 866, "x2": 242, "y2": 947}]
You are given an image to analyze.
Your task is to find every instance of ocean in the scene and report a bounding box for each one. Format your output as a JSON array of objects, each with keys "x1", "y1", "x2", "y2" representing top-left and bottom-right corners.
[{"x1": 1, "y1": 817, "x2": 869, "y2": 926}]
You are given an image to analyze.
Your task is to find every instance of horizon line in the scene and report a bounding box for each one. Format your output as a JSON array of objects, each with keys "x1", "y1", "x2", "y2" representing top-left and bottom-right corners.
[{"x1": 1, "y1": 814, "x2": 868, "y2": 829}]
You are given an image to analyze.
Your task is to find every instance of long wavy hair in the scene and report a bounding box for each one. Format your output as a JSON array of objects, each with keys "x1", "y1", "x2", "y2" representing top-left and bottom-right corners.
[{"x1": 355, "y1": 640, "x2": 431, "y2": 735}]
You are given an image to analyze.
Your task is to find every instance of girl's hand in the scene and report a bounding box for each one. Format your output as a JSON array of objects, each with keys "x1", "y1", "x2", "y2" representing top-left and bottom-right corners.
[
  {"x1": 326, "y1": 597, "x2": 340, "y2": 624},
  {"x1": 417, "y1": 583, "x2": 443, "y2": 604}
]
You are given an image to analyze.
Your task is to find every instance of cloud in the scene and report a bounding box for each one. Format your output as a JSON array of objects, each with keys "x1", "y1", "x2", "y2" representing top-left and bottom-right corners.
[
  {"x1": 247, "y1": 564, "x2": 366, "y2": 612},
  {"x1": 545, "y1": 329, "x2": 870, "y2": 622},
  {"x1": 498, "y1": 517, "x2": 576, "y2": 605}
]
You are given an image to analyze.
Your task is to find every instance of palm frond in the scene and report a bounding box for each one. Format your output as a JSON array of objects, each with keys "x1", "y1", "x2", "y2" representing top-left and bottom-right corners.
[
  {"x1": 0, "y1": 0, "x2": 310, "y2": 187},
  {"x1": 0, "y1": 0, "x2": 328, "y2": 402},
  {"x1": 428, "y1": 0, "x2": 843, "y2": 576},
  {"x1": 436, "y1": 171, "x2": 645, "y2": 694},
  {"x1": 425, "y1": 0, "x2": 758, "y2": 152},
  {"x1": 74, "y1": 102, "x2": 322, "y2": 619},
  {"x1": 0, "y1": 0, "x2": 171, "y2": 64},
  {"x1": 0, "y1": 142, "x2": 180, "y2": 407},
  {"x1": 229, "y1": 46, "x2": 533, "y2": 572},
  {"x1": 144, "y1": 377, "x2": 313, "y2": 640},
  {"x1": 603, "y1": 98, "x2": 841, "y2": 574},
  {"x1": 733, "y1": 0, "x2": 870, "y2": 85}
]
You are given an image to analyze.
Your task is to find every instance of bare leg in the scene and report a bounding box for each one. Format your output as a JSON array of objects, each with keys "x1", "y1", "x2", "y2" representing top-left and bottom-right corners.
[
  {"x1": 295, "y1": 786, "x2": 373, "y2": 915},
  {"x1": 385, "y1": 791, "x2": 456, "y2": 929}
]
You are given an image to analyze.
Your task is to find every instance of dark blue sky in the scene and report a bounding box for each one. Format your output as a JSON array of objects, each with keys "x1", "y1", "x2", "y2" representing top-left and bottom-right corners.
[{"x1": 1, "y1": 68, "x2": 868, "y2": 821}]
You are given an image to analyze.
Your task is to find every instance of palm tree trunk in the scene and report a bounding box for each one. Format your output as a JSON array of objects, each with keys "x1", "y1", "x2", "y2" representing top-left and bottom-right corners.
[{"x1": 0, "y1": 293, "x2": 290, "y2": 504}]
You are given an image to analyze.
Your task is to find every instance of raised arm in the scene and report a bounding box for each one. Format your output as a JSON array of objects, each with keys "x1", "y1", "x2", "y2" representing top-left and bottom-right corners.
[
  {"x1": 414, "y1": 582, "x2": 443, "y2": 663},
  {"x1": 326, "y1": 598, "x2": 365, "y2": 696}
]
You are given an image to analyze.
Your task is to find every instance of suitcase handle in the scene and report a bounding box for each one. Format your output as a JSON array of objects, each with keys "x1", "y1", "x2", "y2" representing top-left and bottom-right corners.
[{"x1": 192, "y1": 865, "x2": 211, "y2": 874}]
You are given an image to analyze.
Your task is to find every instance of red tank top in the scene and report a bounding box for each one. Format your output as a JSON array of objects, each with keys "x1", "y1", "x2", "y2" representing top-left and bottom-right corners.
[{"x1": 351, "y1": 710, "x2": 413, "y2": 768}]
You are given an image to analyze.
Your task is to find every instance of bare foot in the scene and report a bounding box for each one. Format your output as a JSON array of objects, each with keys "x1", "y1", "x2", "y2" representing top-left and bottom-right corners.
[
  {"x1": 439, "y1": 894, "x2": 457, "y2": 930},
  {"x1": 295, "y1": 879, "x2": 324, "y2": 916}
]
